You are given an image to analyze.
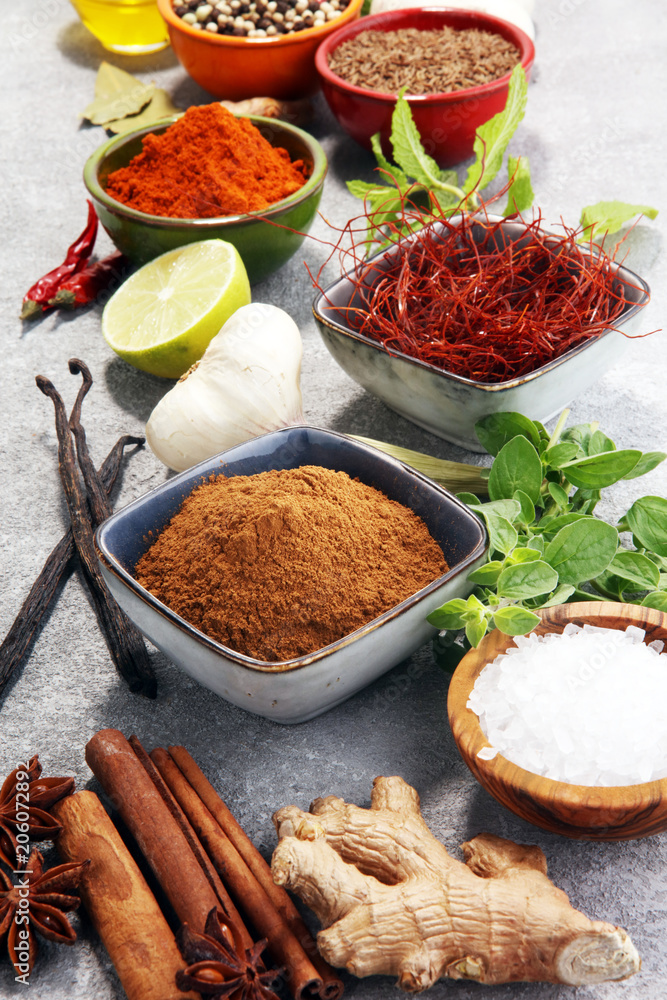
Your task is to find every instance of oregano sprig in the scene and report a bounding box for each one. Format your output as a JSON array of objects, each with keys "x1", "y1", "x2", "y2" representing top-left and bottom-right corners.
[{"x1": 428, "y1": 410, "x2": 667, "y2": 669}]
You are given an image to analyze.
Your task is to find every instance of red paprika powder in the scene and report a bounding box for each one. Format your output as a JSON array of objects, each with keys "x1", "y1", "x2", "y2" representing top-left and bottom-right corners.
[{"x1": 104, "y1": 103, "x2": 308, "y2": 219}]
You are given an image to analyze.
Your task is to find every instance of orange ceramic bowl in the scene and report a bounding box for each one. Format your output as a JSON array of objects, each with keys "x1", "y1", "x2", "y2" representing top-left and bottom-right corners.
[{"x1": 157, "y1": 0, "x2": 364, "y2": 101}]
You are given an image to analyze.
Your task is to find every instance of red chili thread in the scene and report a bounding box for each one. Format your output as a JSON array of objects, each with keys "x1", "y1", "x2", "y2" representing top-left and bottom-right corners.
[{"x1": 324, "y1": 209, "x2": 647, "y2": 384}]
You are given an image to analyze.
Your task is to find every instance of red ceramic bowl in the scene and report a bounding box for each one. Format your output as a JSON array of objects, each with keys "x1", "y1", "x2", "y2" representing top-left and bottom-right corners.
[
  {"x1": 158, "y1": 0, "x2": 363, "y2": 101},
  {"x1": 315, "y1": 6, "x2": 535, "y2": 166}
]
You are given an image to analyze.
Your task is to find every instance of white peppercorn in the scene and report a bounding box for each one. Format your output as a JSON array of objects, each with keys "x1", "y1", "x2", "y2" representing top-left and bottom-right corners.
[{"x1": 172, "y1": 0, "x2": 351, "y2": 36}]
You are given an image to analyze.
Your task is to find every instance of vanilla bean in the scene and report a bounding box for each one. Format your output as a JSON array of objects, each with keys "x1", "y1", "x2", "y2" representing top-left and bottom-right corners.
[
  {"x1": 36, "y1": 374, "x2": 157, "y2": 698},
  {"x1": 68, "y1": 359, "x2": 156, "y2": 695},
  {"x1": 68, "y1": 359, "x2": 115, "y2": 525},
  {"x1": 0, "y1": 433, "x2": 143, "y2": 698}
]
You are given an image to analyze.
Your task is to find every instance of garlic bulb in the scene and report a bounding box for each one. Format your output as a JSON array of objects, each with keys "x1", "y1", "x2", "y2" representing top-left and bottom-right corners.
[{"x1": 146, "y1": 302, "x2": 304, "y2": 472}]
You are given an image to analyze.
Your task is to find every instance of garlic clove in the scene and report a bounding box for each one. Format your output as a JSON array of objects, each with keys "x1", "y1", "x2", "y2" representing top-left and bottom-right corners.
[{"x1": 146, "y1": 302, "x2": 304, "y2": 472}]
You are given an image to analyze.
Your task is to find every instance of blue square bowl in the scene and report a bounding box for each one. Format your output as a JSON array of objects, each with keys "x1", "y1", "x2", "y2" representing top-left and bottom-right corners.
[{"x1": 95, "y1": 426, "x2": 487, "y2": 723}]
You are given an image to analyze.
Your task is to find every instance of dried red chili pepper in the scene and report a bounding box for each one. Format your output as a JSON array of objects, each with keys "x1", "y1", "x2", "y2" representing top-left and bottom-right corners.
[
  {"x1": 48, "y1": 251, "x2": 129, "y2": 309},
  {"x1": 20, "y1": 201, "x2": 99, "y2": 320}
]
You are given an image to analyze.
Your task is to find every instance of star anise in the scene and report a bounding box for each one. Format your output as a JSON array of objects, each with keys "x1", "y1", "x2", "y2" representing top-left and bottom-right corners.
[
  {"x1": 0, "y1": 848, "x2": 89, "y2": 976},
  {"x1": 176, "y1": 907, "x2": 283, "y2": 999},
  {"x1": 0, "y1": 755, "x2": 75, "y2": 867}
]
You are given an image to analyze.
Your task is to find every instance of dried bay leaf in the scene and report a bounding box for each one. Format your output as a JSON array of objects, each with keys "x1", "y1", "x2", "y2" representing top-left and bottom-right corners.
[
  {"x1": 83, "y1": 82, "x2": 155, "y2": 125},
  {"x1": 95, "y1": 61, "x2": 142, "y2": 99},
  {"x1": 106, "y1": 88, "x2": 182, "y2": 134},
  {"x1": 82, "y1": 61, "x2": 181, "y2": 130}
]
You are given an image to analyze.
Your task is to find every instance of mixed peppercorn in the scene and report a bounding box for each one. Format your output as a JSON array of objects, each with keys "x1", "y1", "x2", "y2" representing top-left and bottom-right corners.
[{"x1": 172, "y1": 0, "x2": 350, "y2": 37}]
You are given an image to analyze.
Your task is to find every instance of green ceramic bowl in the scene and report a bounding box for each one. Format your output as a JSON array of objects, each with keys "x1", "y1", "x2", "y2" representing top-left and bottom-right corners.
[{"x1": 83, "y1": 115, "x2": 327, "y2": 284}]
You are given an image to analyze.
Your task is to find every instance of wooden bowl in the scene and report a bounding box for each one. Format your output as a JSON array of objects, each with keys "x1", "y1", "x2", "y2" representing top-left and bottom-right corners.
[{"x1": 447, "y1": 602, "x2": 667, "y2": 840}]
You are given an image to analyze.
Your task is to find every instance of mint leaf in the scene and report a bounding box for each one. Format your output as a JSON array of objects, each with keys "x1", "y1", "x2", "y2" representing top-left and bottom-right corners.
[
  {"x1": 580, "y1": 200, "x2": 658, "y2": 242},
  {"x1": 440, "y1": 168, "x2": 459, "y2": 187},
  {"x1": 475, "y1": 499, "x2": 522, "y2": 521},
  {"x1": 547, "y1": 481, "x2": 570, "y2": 508},
  {"x1": 484, "y1": 513, "x2": 518, "y2": 555},
  {"x1": 369, "y1": 133, "x2": 409, "y2": 189},
  {"x1": 507, "y1": 547, "x2": 541, "y2": 565},
  {"x1": 503, "y1": 155, "x2": 534, "y2": 215},
  {"x1": 346, "y1": 180, "x2": 388, "y2": 200},
  {"x1": 390, "y1": 91, "x2": 456, "y2": 193},
  {"x1": 467, "y1": 561, "x2": 504, "y2": 586},
  {"x1": 463, "y1": 64, "x2": 528, "y2": 196},
  {"x1": 512, "y1": 489, "x2": 535, "y2": 526}
]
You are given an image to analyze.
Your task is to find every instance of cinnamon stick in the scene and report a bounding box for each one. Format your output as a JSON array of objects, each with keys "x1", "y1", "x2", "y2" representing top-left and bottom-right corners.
[
  {"x1": 168, "y1": 745, "x2": 343, "y2": 999},
  {"x1": 85, "y1": 729, "x2": 219, "y2": 932},
  {"x1": 128, "y1": 734, "x2": 253, "y2": 950},
  {"x1": 54, "y1": 790, "x2": 197, "y2": 1000},
  {"x1": 152, "y1": 747, "x2": 331, "y2": 1000}
]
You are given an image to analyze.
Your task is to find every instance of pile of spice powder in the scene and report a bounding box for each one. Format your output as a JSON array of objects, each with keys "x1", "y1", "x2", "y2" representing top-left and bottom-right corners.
[
  {"x1": 327, "y1": 26, "x2": 520, "y2": 95},
  {"x1": 135, "y1": 466, "x2": 447, "y2": 661},
  {"x1": 104, "y1": 103, "x2": 308, "y2": 219}
]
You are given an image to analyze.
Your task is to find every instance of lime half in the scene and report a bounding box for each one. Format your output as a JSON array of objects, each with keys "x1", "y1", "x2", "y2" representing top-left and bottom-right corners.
[{"x1": 102, "y1": 240, "x2": 251, "y2": 379}]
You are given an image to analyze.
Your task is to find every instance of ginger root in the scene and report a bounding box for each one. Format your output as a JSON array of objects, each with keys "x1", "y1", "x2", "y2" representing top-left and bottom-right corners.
[{"x1": 271, "y1": 777, "x2": 640, "y2": 991}]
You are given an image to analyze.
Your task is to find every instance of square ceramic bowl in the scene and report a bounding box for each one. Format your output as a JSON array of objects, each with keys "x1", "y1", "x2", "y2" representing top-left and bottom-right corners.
[
  {"x1": 95, "y1": 426, "x2": 486, "y2": 723},
  {"x1": 313, "y1": 216, "x2": 651, "y2": 452}
]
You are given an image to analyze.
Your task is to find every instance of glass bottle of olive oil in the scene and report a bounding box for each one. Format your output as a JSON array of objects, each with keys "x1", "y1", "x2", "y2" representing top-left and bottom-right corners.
[{"x1": 69, "y1": 0, "x2": 169, "y2": 54}]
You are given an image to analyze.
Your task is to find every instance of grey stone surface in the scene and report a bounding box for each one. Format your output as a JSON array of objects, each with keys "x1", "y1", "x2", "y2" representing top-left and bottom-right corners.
[{"x1": 1, "y1": 0, "x2": 666, "y2": 996}]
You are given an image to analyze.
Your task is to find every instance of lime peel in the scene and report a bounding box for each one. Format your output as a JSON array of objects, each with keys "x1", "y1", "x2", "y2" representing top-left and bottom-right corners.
[{"x1": 102, "y1": 239, "x2": 251, "y2": 379}]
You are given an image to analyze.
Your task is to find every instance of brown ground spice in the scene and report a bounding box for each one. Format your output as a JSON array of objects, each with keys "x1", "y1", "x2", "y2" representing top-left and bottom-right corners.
[
  {"x1": 328, "y1": 26, "x2": 520, "y2": 95},
  {"x1": 135, "y1": 466, "x2": 447, "y2": 662}
]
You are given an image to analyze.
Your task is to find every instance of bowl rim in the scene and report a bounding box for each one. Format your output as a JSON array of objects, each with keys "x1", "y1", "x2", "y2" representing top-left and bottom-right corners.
[
  {"x1": 95, "y1": 424, "x2": 487, "y2": 675},
  {"x1": 448, "y1": 601, "x2": 667, "y2": 799},
  {"x1": 312, "y1": 213, "x2": 651, "y2": 392},
  {"x1": 157, "y1": 0, "x2": 364, "y2": 47},
  {"x1": 314, "y1": 5, "x2": 535, "y2": 104},
  {"x1": 83, "y1": 114, "x2": 328, "y2": 228}
]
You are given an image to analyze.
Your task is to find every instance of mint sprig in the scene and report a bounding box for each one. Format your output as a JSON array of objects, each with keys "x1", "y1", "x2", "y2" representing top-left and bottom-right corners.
[
  {"x1": 462, "y1": 64, "x2": 528, "y2": 196},
  {"x1": 346, "y1": 66, "x2": 658, "y2": 251}
]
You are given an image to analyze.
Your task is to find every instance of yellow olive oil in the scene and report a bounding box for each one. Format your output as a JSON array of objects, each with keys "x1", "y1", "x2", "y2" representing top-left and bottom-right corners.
[{"x1": 69, "y1": 0, "x2": 169, "y2": 54}]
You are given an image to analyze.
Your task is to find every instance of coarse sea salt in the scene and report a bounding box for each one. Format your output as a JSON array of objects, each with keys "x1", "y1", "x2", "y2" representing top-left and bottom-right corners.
[{"x1": 468, "y1": 624, "x2": 667, "y2": 786}]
